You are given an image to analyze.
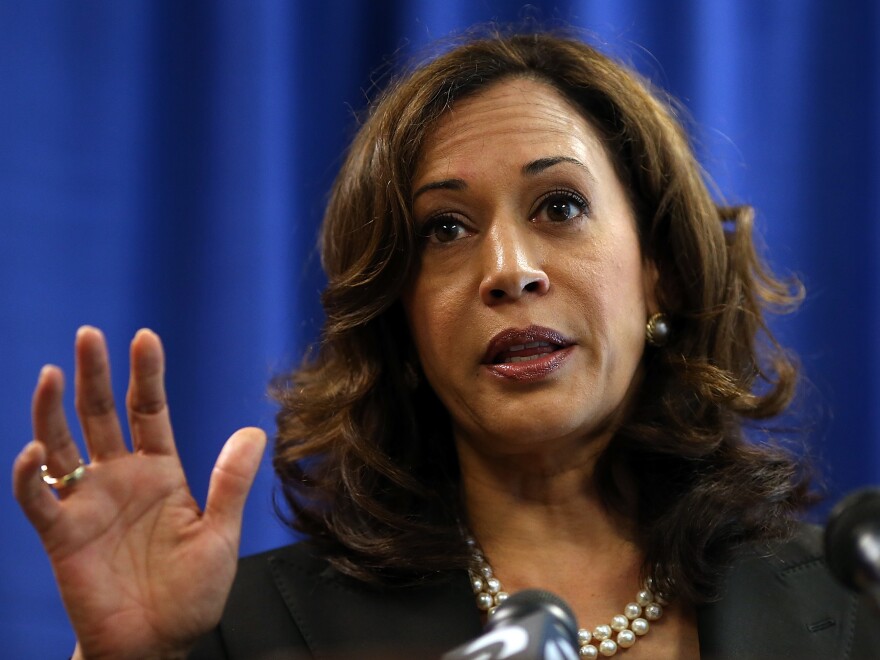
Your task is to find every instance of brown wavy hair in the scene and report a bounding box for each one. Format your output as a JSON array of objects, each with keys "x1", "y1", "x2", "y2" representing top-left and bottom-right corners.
[{"x1": 272, "y1": 30, "x2": 812, "y2": 603}]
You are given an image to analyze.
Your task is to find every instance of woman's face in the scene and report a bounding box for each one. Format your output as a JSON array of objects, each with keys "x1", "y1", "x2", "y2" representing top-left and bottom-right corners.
[{"x1": 402, "y1": 77, "x2": 655, "y2": 457}]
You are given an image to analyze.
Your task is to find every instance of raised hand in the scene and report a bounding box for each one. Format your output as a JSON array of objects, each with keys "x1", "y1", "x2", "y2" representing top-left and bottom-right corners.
[{"x1": 12, "y1": 327, "x2": 266, "y2": 659}]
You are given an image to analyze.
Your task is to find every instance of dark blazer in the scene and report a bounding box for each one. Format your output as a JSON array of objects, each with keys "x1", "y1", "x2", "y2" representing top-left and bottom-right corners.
[{"x1": 190, "y1": 525, "x2": 880, "y2": 659}]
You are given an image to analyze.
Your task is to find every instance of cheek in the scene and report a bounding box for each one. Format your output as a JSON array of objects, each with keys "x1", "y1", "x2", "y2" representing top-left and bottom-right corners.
[
  {"x1": 561, "y1": 248, "x2": 647, "y2": 337},
  {"x1": 403, "y1": 281, "x2": 468, "y2": 372}
]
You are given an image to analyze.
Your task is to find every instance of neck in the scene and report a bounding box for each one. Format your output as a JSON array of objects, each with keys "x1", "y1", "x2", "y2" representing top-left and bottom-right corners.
[
  {"x1": 453, "y1": 431, "x2": 697, "y2": 659},
  {"x1": 457, "y1": 428, "x2": 634, "y2": 556},
  {"x1": 459, "y1": 443, "x2": 643, "y2": 602}
]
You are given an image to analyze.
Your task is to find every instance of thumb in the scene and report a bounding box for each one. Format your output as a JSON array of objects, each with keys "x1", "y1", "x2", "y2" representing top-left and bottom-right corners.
[{"x1": 204, "y1": 427, "x2": 267, "y2": 537}]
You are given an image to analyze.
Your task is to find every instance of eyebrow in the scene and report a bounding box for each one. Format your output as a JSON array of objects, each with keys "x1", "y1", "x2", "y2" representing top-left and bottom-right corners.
[
  {"x1": 412, "y1": 155, "x2": 594, "y2": 201},
  {"x1": 412, "y1": 178, "x2": 467, "y2": 200},
  {"x1": 522, "y1": 156, "x2": 594, "y2": 182}
]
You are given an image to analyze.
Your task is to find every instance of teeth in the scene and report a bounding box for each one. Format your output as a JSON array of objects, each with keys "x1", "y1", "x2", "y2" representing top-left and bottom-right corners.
[
  {"x1": 506, "y1": 341, "x2": 551, "y2": 354},
  {"x1": 494, "y1": 340, "x2": 559, "y2": 364}
]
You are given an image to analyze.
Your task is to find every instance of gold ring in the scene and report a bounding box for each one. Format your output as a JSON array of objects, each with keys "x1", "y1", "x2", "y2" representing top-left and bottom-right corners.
[{"x1": 41, "y1": 460, "x2": 86, "y2": 490}]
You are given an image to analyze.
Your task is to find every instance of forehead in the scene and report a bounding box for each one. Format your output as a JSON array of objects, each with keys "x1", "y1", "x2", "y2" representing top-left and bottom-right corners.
[{"x1": 415, "y1": 77, "x2": 607, "y2": 181}]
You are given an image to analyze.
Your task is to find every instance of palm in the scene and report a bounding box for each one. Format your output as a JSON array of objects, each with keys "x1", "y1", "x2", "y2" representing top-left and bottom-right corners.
[
  {"x1": 49, "y1": 455, "x2": 226, "y2": 655},
  {"x1": 13, "y1": 328, "x2": 266, "y2": 659}
]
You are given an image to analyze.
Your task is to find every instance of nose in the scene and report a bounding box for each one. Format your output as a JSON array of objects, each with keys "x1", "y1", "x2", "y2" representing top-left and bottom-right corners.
[{"x1": 478, "y1": 221, "x2": 549, "y2": 305}]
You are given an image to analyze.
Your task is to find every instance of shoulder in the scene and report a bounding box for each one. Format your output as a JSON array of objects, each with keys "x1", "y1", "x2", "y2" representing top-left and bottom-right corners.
[
  {"x1": 188, "y1": 543, "x2": 317, "y2": 659},
  {"x1": 698, "y1": 523, "x2": 880, "y2": 659},
  {"x1": 233, "y1": 540, "x2": 332, "y2": 597},
  {"x1": 190, "y1": 541, "x2": 481, "y2": 660}
]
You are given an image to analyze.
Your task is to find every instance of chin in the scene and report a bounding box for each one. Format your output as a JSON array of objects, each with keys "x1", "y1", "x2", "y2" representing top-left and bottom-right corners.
[{"x1": 470, "y1": 416, "x2": 605, "y2": 454}]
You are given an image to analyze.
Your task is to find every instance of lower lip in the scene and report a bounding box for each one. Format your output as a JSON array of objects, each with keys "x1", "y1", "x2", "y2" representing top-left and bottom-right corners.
[{"x1": 483, "y1": 346, "x2": 575, "y2": 382}]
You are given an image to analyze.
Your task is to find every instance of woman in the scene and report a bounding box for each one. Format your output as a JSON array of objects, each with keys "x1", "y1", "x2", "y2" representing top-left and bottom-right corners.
[{"x1": 13, "y1": 31, "x2": 879, "y2": 659}]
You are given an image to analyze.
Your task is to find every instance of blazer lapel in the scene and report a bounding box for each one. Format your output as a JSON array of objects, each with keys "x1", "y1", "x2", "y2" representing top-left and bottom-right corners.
[
  {"x1": 268, "y1": 544, "x2": 482, "y2": 660},
  {"x1": 697, "y1": 526, "x2": 868, "y2": 659},
  {"x1": 256, "y1": 528, "x2": 878, "y2": 659}
]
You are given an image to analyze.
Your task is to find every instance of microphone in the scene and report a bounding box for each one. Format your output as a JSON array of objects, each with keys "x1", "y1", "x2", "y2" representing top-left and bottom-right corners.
[
  {"x1": 824, "y1": 487, "x2": 880, "y2": 612},
  {"x1": 442, "y1": 589, "x2": 580, "y2": 660}
]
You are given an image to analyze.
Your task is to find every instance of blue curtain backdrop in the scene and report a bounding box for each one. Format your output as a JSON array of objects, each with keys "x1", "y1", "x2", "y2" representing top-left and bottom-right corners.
[{"x1": 2, "y1": 0, "x2": 878, "y2": 654}]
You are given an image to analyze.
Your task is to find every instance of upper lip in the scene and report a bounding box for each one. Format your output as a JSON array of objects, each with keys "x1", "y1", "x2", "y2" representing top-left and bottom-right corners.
[{"x1": 482, "y1": 325, "x2": 574, "y2": 364}]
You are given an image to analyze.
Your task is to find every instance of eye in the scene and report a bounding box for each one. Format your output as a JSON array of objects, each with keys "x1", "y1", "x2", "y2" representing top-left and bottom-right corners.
[
  {"x1": 534, "y1": 190, "x2": 590, "y2": 224},
  {"x1": 420, "y1": 216, "x2": 471, "y2": 244}
]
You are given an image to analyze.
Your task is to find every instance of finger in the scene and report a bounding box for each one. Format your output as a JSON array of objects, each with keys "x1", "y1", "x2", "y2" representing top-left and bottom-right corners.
[
  {"x1": 204, "y1": 428, "x2": 267, "y2": 541},
  {"x1": 32, "y1": 365, "x2": 83, "y2": 477},
  {"x1": 74, "y1": 326, "x2": 127, "y2": 460},
  {"x1": 126, "y1": 329, "x2": 176, "y2": 456},
  {"x1": 12, "y1": 441, "x2": 64, "y2": 535}
]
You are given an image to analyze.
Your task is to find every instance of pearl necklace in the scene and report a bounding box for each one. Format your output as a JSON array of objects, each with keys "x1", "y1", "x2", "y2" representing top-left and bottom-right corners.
[{"x1": 466, "y1": 537, "x2": 669, "y2": 659}]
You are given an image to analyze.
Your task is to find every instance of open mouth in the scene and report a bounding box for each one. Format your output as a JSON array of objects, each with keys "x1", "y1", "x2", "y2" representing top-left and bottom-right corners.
[
  {"x1": 483, "y1": 326, "x2": 573, "y2": 365},
  {"x1": 493, "y1": 341, "x2": 559, "y2": 364}
]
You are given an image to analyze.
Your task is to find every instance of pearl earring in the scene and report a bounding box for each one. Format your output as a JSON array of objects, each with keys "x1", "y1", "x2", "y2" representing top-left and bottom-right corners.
[{"x1": 646, "y1": 313, "x2": 671, "y2": 347}]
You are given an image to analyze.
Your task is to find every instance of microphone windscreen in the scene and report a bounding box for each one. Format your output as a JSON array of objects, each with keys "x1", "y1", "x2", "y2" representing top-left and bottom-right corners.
[
  {"x1": 488, "y1": 589, "x2": 578, "y2": 639},
  {"x1": 824, "y1": 487, "x2": 880, "y2": 591}
]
